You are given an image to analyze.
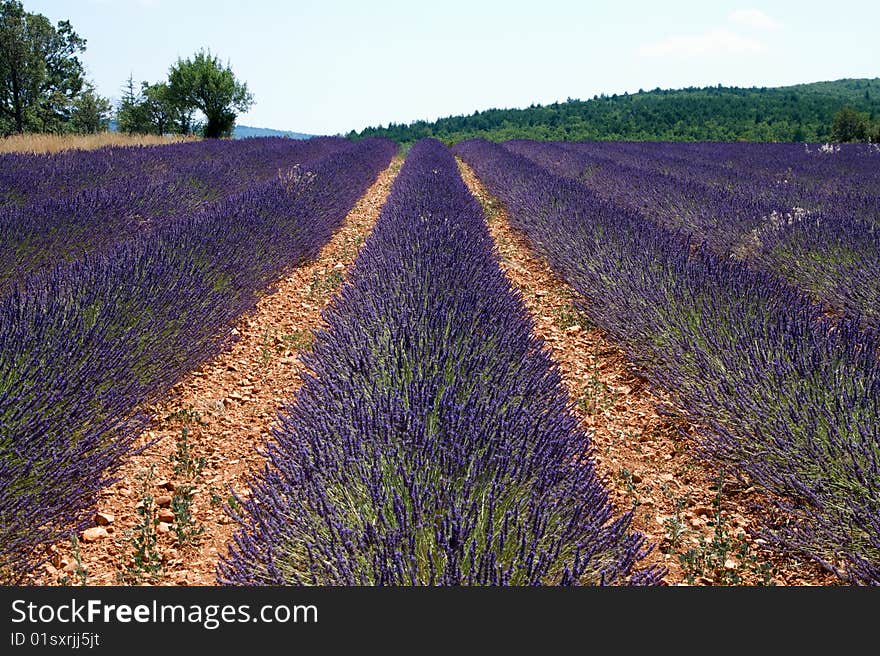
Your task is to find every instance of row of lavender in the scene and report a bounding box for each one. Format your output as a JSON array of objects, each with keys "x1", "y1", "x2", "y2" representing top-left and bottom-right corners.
[
  {"x1": 0, "y1": 137, "x2": 397, "y2": 582},
  {"x1": 0, "y1": 137, "x2": 350, "y2": 291},
  {"x1": 0, "y1": 137, "x2": 349, "y2": 206},
  {"x1": 562, "y1": 140, "x2": 880, "y2": 296},
  {"x1": 506, "y1": 140, "x2": 880, "y2": 335},
  {"x1": 562, "y1": 141, "x2": 880, "y2": 203},
  {"x1": 455, "y1": 139, "x2": 880, "y2": 585},
  {"x1": 220, "y1": 139, "x2": 659, "y2": 585}
]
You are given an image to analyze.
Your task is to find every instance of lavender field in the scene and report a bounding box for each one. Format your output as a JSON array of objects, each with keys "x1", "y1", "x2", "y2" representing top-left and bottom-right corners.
[
  {"x1": 456, "y1": 138, "x2": 880, "y2": 585},
  {"x1": 0, "y1": 137, "x2": 397, "y2": 581},
  {"x1": 1, "y1": 136, "x2": 877, "y2": 585}
]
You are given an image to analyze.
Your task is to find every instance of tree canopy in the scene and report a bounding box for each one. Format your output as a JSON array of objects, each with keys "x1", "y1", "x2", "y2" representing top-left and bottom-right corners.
[
  {"x1": 118, "y1": 50, "x2": 254, "y2": 138},
  {"x1": 70, "y1": 82, "x2": 111, "y2": 133},
  {"x1": 1, "y1": 3, "x2": 252, "y2": 139},
  {"x1": 831, "y1": 106, "x2": 879, "y2": 142},
  {"x1": 0, "y1": 0, "x2": 109, "y2": 135},
  {"x1": 350, "y1": 79, "x2": 880, "y2": 145},
  {"x1": 167, "y1": 50, "x2": 254, "y2": 138},
  {"x1": 117, "y1": 76, "x2": 192, "y2": 136}
]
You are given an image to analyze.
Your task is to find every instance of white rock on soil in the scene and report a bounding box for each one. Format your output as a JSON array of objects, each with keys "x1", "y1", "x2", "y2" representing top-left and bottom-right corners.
[{"x1": 81, "y1": 527, "x2": 108, "y2": 542}]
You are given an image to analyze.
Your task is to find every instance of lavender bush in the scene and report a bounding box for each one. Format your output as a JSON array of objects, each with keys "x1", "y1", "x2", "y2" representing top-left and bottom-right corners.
[{"x1": 220, "y1": 139, "x2": 659, "y2": 586}]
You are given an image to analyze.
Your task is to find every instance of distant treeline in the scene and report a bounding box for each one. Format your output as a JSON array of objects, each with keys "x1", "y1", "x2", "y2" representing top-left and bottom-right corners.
[{"x1": 350, "y1": 79, "x2": 880, "y2": 144}]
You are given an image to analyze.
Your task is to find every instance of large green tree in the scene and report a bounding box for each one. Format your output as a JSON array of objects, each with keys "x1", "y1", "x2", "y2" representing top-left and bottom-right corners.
[
  {"x1": 116, "y1": 74, "x2": 150, "y2": 134},
  {"x1": 70, "y1": 81, "x2": 111, "y2": 133},
  {"x1": 831, "y1": 106, "x2": 870, "y2": 142},
  {"x1": 140, "y1": 82, "x2": 177, "y2": 136},
  {"x1": 167, "y1": 50, "x2": 253, "y2": 138},
  {"x1": 116, "y1": 75, "x2": 195, "y2": 136},
  {"x1": 0, "y1": 0, "x2": 95, "y2": 134}
]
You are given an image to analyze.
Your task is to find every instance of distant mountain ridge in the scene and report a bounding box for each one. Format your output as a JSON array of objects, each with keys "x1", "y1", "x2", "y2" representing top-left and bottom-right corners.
[
  {"x1": 350, "y1": 78, "x2": 880, "y2": 143},
  {"x1": 232, "y1": 125, "x2": 315, "y2": 140},
  {"x1": 107, "y1": 119, "x2": 314, "y2": 140}
]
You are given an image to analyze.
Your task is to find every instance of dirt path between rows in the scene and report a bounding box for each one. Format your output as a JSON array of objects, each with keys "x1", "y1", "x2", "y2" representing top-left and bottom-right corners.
[
  {"x1": 457, "y1": 159, "x2": 836, "y2": 586},
  {"x1": 32, "y1": 156, "x2": 403, "y2": 587}
]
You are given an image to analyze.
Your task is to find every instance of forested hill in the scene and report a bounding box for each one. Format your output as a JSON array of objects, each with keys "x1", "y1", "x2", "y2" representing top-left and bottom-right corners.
[{"x1": 350, "y1": 78, "x2": 880, "y2": 143}]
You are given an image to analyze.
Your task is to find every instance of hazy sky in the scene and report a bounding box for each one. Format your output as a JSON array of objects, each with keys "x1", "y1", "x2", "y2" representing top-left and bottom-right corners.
[{"x1": 25, "y1": 1, "x2": 880, "y2": 135}]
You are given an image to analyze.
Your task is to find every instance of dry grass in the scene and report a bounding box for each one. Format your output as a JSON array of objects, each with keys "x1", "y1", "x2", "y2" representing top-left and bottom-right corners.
[{"x1": 0, "y1": 132, "x2": 198, "y2": 154}]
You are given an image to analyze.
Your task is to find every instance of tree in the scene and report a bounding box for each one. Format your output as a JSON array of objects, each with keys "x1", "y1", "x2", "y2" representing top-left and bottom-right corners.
[
  {"x1": 831, "y1": 106, "x2": 869, "y2": 142},
  {"x1": 167, "y1": 50, "x2": 253, "y2": 138},
  {"x1": 140, "y1": 82, "x2": 176, "y2": 135},
  {"x1": 0, "y1": 0, "x2": 88, "y2": 134},
  {"x1": 70, "y1": 81, "x2": 110, "y2": 133},
  {"x1": 117, "y1": 74, "x2": 148, "y2": 134},
  {"x1": 35, "y1": 17, "x2": 86, "y2": 131},
  {"x1": 149, "y1": 81, "x2": 198, "y2": 136},
  {"x1": 117, "y1": 75, "x2": 196, "y2": 136}
]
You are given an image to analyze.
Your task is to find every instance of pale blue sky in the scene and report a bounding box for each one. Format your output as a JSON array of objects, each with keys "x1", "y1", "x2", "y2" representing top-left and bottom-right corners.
[{"x1": 25, "y1": 1, "x2": 880, "y2": 135}]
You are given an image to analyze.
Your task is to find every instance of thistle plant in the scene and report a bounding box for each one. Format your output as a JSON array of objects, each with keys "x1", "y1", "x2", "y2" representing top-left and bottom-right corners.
[
  {"x1": 58, "y1": 534, "x2": 88, "y2": 586},
  {"x1": 171, "y1": 485, "x2": 204, "y2": 547},
  {"x1": 124, "y1": 467, "x2": 162, "y2": 583}
]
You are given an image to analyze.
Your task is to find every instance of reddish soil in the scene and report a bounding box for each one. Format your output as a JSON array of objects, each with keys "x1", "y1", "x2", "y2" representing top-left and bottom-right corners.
[
  {"x1": 31, "y1": 157, "x2": 403, "y2": 586},
  {"x1": 457, "y1": 159, "x2": 837, "y2": 586}
]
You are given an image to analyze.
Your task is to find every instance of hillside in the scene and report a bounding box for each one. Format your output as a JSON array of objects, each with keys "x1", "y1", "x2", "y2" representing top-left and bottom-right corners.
[
  {"x1": 107, "y1": 120, "x2": 314, "y2": 140},
  {"x1": 350, "y1": 78, "x2": 880, "y2": 143},
  {"x1": 232, "y1": 125, "x2": 314, "y2": 139}
]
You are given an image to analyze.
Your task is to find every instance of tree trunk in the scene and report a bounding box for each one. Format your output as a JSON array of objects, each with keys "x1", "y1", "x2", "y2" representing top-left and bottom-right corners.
[
  {"x1": 204, "y1": 114, "x2": 221, "y2": 139},
  {"x1": 10, "y1": 67, "x2": 24, "y2": 133}
]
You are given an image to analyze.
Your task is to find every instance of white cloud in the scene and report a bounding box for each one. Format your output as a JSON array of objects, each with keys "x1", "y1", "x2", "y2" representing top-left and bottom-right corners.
[
  {"x1": 728, "y1": 9, "x2": 781, "y2": 30},
  {"x1": 637, "y1": 29, "x2": 766, "y2": 58}
]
